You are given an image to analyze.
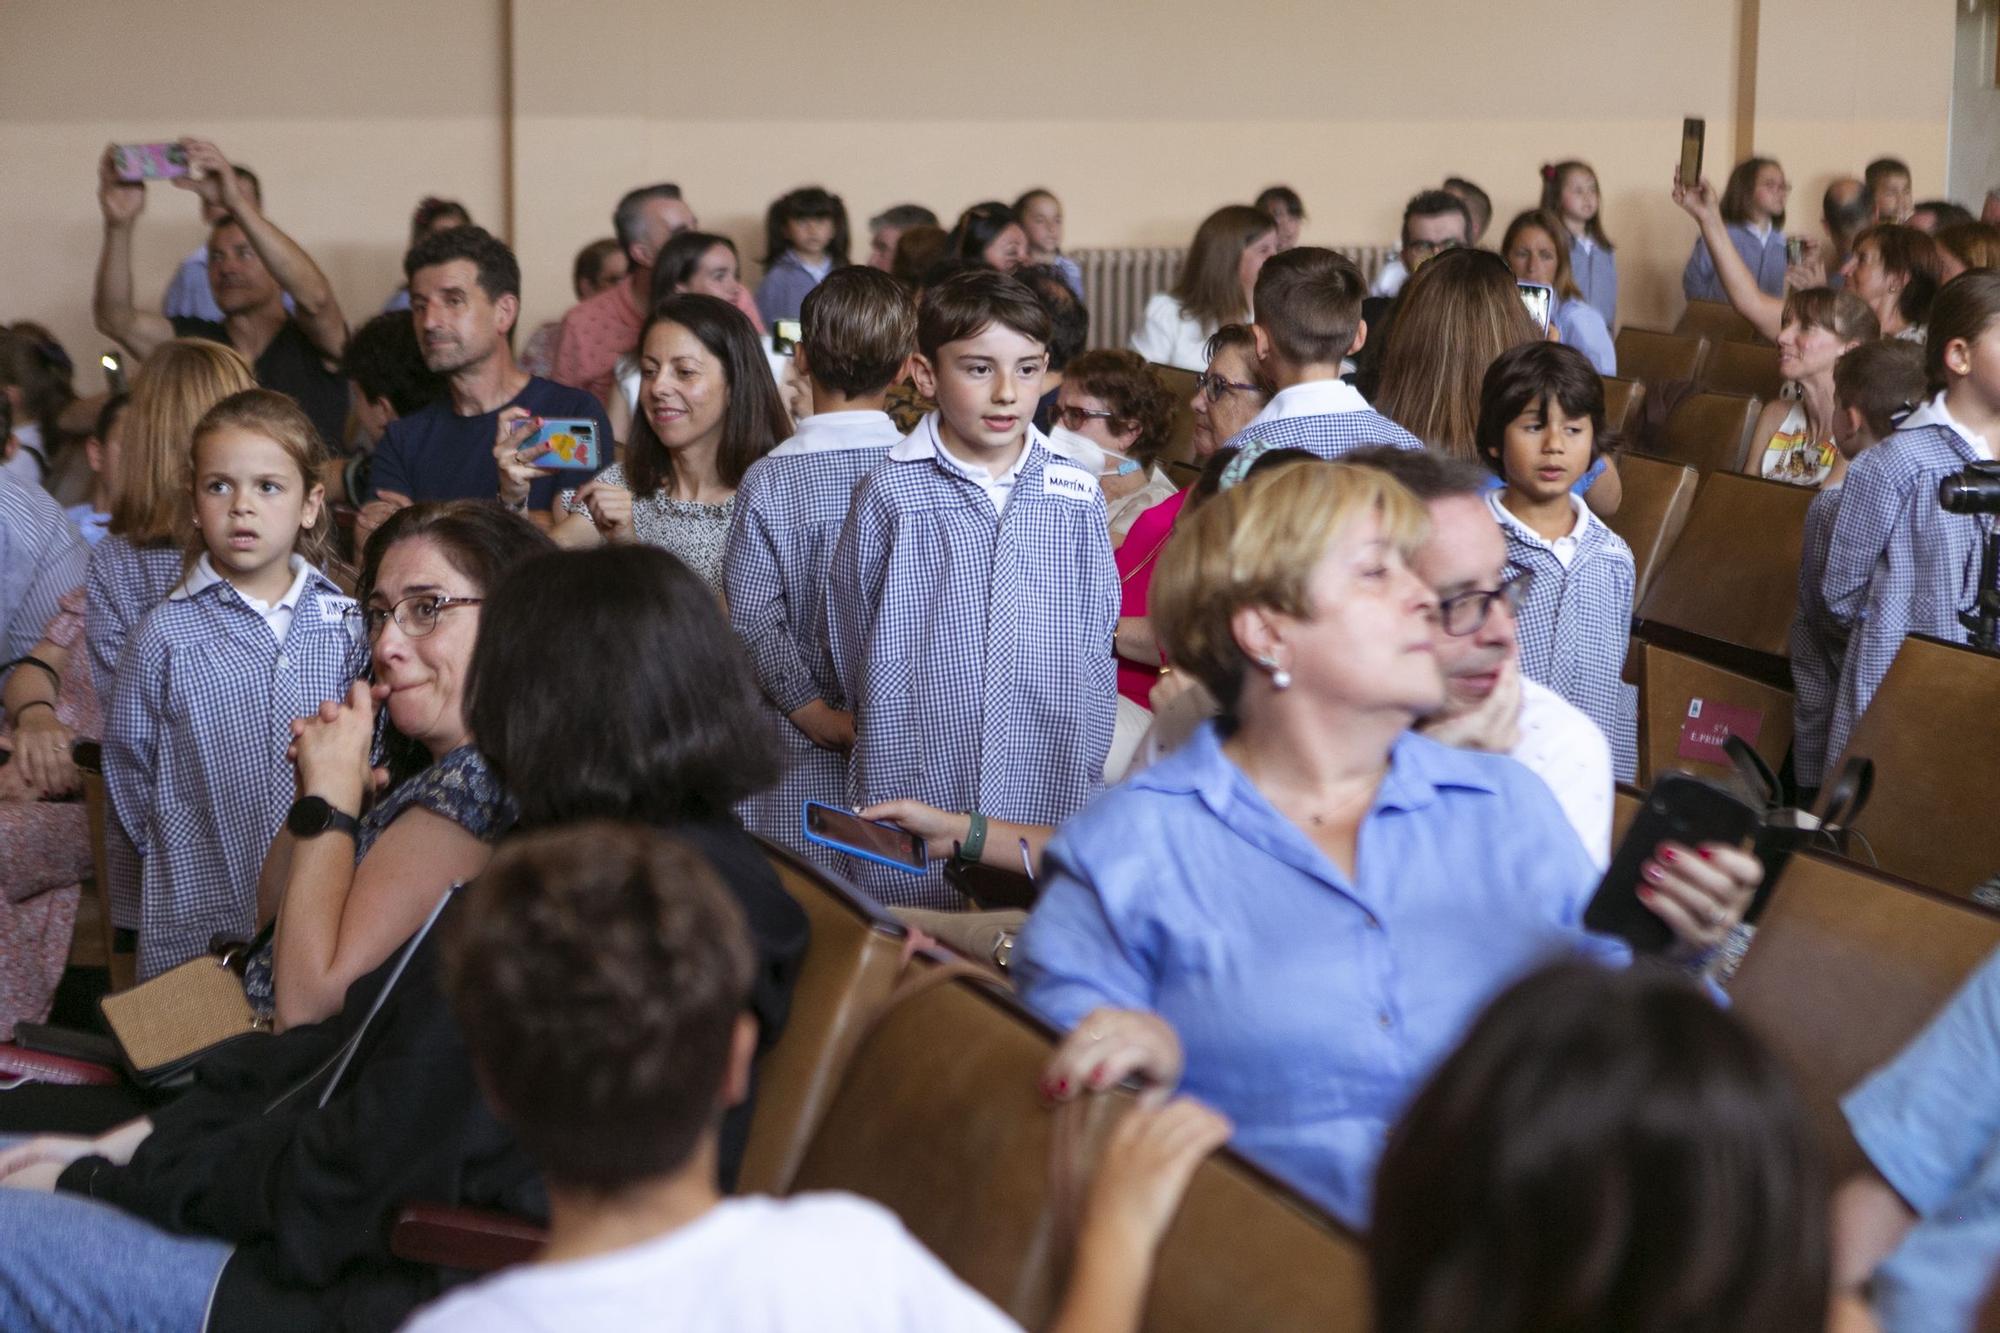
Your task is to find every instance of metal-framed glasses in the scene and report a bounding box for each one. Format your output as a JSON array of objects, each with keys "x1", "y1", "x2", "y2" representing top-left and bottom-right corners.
[
  {"x1": 1192, "y1": 371, "x2": 1263, "y2": 403},
  {"x1": 1051, "y1": 404, "x2": 1117, "y2": 432},
  {"x1": 361, "y1": 594, "x2": 484, "y2": 640},
  {"x1": 1437, "y1": 569, "x2": 1534, "y2": 637}
]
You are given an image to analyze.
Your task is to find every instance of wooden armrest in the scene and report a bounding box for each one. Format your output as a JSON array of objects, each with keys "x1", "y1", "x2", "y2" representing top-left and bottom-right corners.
[
  {"x1": 0, "y1": 1042, "x2": 120, "y2": 1087},
  {"x1": 390, "y1": 1203, "x2": 546, "y2": 1272}
]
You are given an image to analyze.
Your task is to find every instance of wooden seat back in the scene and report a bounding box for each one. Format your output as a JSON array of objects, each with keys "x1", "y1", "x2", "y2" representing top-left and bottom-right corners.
[
  {"x1": 1730, "y1": 853, "x2": 2000, "y2": 1182},
  {"x1": 737, "y1": 841, "x2": 912, "y2": 1195},
  {"x1": 1650, "y1": 390, "x2": 1763, "y2": 475},
  {"x1": 1153, "y1": 362, "x2": 1203, "y2": 482},
  {"x1": 73, "y1": 742, "x2": 133, "y2": 991},
  {"x1": 1637, "y1": 471, "x2": 1814, "y2": 664},
  {"x1": 1674, "y1": 299, "x2": 1764, "y2": 346},
  {"x1": 1614, "y1": 327, "x2": 1710, "y2": 390},
  {"x1": 1704, "y1": 339, "x2": 1785, "y2": 402},
  {"x1": 1633, "y1": 640, "x2": 1793, "y2": 788},
  {"x1": 1831, "y1": 635, "x2": 2000, "y2": 900},
  {"x1": 1603, "y1": 454, "x2": 1699, "y2": 604},
  {"x1": 1601, "y1": 375, "x2": 1646, "y2": 437}
]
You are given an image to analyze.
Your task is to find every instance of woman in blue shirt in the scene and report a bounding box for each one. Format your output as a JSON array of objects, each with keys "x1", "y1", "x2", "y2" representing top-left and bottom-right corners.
[
  {"x1": 1017, "y1": 460, "x2": 1762, "y2": 1227},
  {"x1": 1500, "y1": 209, "x2": 1617, "y2": 376}
]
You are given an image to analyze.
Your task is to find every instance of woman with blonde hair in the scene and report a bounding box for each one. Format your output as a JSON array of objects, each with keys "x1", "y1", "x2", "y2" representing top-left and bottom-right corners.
[
  {"x1": 1373, "y1": 249, "x2": 1539, "y2": 461},
  {"x1": 1018, "y1": 459, "x2": 1763, "y2": 1228},
  {"x1": 1129, "y1": 205, "x2": 1279, "y2": 371}
]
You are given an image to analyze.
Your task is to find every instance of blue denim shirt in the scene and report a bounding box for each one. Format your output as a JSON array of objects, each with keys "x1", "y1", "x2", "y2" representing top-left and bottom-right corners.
[
  {"x1": 1844, "y1": 946, "x2": 2000, "y2": 1333},
  {"x1": 1017, "y1": 721, "x2": 1624, "y2": 1226}
]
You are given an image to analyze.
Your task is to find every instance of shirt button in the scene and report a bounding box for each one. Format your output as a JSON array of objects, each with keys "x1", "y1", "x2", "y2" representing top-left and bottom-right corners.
[
  {"x1": 1365, "y1": 915, "x2": 1382, "y2": 931},
  {"x1": 1377, "y1": 1012, "x2": 1393, "y2": 1031},
  {"x1": 275, "y1": 653, "x2": 290, "y2": 670}
]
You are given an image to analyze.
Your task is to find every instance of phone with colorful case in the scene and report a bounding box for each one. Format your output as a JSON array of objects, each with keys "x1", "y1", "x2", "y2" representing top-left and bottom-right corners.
[
  {"x1": 113, "y1": 143, "x2": 190, "y2": 182},
  {"x1": 518, "y1": 418, "x2": 602, "y2": 470}
]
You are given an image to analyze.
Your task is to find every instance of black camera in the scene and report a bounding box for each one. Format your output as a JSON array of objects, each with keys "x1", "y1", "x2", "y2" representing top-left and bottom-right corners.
[{"x1": 1938, "y1": 461, "x2": 2000, "y2": 515}]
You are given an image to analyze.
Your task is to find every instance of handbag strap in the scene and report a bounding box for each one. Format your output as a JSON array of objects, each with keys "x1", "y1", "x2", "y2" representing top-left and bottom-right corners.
[
  {"x1": 1817, "y1": 754, "x2": 1876, "y2": 832},
  {"x1": 1723, "y1": 734, "x2": 1780, "y2": 811}
]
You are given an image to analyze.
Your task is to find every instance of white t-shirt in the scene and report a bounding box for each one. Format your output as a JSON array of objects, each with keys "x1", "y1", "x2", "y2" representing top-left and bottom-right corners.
[
  {"x1": 399, "y1": 1193, "x2": 1022, "y2": 1333},
  {"x1": 1511, "y1": 677, "x2": 1614, "y2": 868},
  {"x1": 1127, "y1": 291, "x2": 1216, "y2": 372}
]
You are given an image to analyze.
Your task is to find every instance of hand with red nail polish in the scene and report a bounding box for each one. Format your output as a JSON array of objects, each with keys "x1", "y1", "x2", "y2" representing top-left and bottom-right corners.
[
  {"x1": 1039, "y1": 1007, "x2": 1184, "y2": 1109},
  {"x1": 1637, "y1": 841, "x2": 1764, "y2": 962}
]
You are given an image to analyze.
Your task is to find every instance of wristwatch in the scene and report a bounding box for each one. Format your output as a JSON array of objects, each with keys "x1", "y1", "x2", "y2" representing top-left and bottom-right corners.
[{"x1": 287, "y1": 795, "x2": 360, "y2": 839}]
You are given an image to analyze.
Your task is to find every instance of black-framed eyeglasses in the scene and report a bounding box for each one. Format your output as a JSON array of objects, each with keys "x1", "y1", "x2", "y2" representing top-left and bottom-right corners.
[
  {"x1": 1193, "y1": 371, "x2": 1262, "y2": 403},
  {"x1": 1051, "y1": 404, "x2": 1117, "y2": 432},
  {"x1": 1405, "y1": 237, "x2": 1462, "y2": 260},
  {"x1": 361, "y1": 594, "x2": 484, "y2": 640},
  {"x1": 1437, "y1": 569, "x2": 1534, "y2": 637}
]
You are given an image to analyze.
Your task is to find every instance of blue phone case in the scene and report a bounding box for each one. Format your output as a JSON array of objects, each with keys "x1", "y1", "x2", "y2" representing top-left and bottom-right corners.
[
  {"x1": 799, "y1": 801, "x2": 927, "y2": 875},
  {"x1": 519, "y1": 418, "x2": 601, "y2": 470}
]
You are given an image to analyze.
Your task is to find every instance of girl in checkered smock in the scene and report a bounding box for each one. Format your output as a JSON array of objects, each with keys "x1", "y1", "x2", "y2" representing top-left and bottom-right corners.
[
  {"x1": 106, "y1": 390, "x2": 367, "y2": 979},
  {"x1": 1477, "y1": 343, "x2": 1638, "y2": 780},
  {"x1": 1822, "y1": 272, "x2": 2000, "y2": 770}
]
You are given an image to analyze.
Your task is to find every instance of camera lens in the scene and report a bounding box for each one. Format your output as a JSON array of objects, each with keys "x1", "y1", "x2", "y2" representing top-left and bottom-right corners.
[{"x1": 1938, "y1": 466, "x2": 2000, "y2": 515}]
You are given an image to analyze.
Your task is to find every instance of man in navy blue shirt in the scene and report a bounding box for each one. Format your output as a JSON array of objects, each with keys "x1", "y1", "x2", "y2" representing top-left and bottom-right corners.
[{"x1": 359, "y1": 226, "x2": 610, "y2": 545}]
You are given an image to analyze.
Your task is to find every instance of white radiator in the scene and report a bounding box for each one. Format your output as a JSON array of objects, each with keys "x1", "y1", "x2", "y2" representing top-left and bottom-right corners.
[{"x1": 1074, "y1": 244, "x2": 1402, "y2": 354}]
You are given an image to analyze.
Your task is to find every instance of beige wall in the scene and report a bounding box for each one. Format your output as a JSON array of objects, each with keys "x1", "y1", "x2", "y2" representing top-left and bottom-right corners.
[{"x1": 0, "y1": 0, "x2": 1961, "y2": 392}]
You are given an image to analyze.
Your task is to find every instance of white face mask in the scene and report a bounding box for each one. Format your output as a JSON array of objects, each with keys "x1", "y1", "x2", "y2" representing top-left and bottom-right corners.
[{"x1": 1047, "y1": 423, "x2": 1140, "y2": 477}]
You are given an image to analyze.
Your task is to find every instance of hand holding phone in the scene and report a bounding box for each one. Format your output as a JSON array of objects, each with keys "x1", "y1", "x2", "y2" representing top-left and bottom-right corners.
[
  {"x1": 802, "y1": 801, "x2": 928, "y2": 874},
  {"x1": 111, "y1": 143, "x2": 190, "y2": 182},
  {"x1": 1679, "y1": 118, "x2": 1706, "y2": 196},
  {"x1": 1583, "y1": 772, "x2": 1760, "y2": 954},
  {"x1": 1517, "y1": 282, "x2": 1556, "y2": 335},
  {"x1": 772, "y1": 320, "x2": 803, "y2": 357},
  {"x1": 516, "y1": 418, "x2": 602, "y2": 470}
]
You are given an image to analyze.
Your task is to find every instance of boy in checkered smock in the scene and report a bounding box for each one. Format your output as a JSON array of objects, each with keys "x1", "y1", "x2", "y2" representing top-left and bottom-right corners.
[
  {"x1": 1790, "y1": 340, "x2": 1928, "y2": 795},
  {"x1": 828, "y1": 271, "x2": 1119, "y2": 908},
  {"x1": 105, "y1": 391, "x2": 367, "y2": 979},
  {"x1": 1476, "y1": 343, "x2": 1637, "y2": 781},
  {"x1": 1821, "y1": 274, "x2": 2000, "y2": 769},
  {"x1": 726, "y1": 269, "x2": 913, "y2": 869}
]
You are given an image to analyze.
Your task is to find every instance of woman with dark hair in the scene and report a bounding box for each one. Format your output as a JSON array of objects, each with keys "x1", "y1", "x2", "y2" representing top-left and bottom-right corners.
[
  {"x1": 1500, "y1": 208, "x2": 1617, "y2": 374},
  {"x1": 520, "y1": 294, "x2": 788, "y2": 592},
  {"x1": 241, "y1": 502, "x2": 553, "y2": 1031},
  {"x1": 1051, "y1": 349, "x2": 1177, "y2": 543},
  {"x1": 0, "y1": 544, "x2": 807, "y2": 1331},
  {"x1": 1371, "y1": 962, "x2": 1828, "y2": 1333},
  {"x1": 607, "y1": 232, "x2": 764, "y2": 442},
  {"x1": 756, "y1": 185, "x2": 850, "y2": 325},
  {"x1": 1129, "y1": 205, "x2": 1278, "y2": 371},
  {"x1": 1682, "y1": 156, "x2": 1791, "y2": 304},
  {"x1": 944, "y1": 200, "x2": 1030, "y2": 273},
  {"x1": 0, "y1": 327, "x2": 76, "y2": 489},
  {"x1": 1840, "y1": 224, "x2": 1944, "y2": 342}
]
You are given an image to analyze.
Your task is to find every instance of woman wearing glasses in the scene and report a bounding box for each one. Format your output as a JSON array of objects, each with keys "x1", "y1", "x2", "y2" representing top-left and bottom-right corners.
[
  {"x1": 1111, "y1": 326, "x2": 1273, "y2": 705},
  {"x1": 1019, "y1": 461, "x2": 1757, "y2": 1228},
  {"x1": 1050, "y1": 350, "x2": 1179, "y2": 545},
  {"x1": 241, "y1": 502, "x2": 552, "y2": 1031}
]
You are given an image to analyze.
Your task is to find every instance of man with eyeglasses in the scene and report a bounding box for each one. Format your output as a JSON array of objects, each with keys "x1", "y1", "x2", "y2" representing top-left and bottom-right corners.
[
  {"x1": 1365, "y1": 189, "x2": 1472, "y2": 301},
  {"x1": 1351, "y1": 445, "x2": 1614, "y2": 865}
]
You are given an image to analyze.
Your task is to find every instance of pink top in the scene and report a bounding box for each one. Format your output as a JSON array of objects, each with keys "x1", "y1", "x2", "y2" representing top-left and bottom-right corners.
[
  {"x1": 552, "y1": 281, "x2": 644, "y2": 405},
  {"x1": 1114, "y1": 489, "x2": 1188, "y2": 705}
]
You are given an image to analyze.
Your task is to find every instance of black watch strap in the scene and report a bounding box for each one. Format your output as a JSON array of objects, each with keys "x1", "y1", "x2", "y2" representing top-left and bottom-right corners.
[{"x1": 288, "y1": 795, "x2": 360, "y2": 839}]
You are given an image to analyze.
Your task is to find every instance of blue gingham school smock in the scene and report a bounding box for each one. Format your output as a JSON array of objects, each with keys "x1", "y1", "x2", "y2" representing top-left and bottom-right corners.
[
  {"x1": 105, "y1": 567, "x2": 368, "y2": 978},
  {"x1": 1495, "y1": 498, "x2": 1639, "y2": 782},
  {"x1": 828, "y1": 420, "x2": 1120, "y2": 908},
  {"x1": 1822, "y1": 420, "x2": 1993, "y2": 769},
  {"x1": 724, "y1": 413, "x2": 900, "y2": 869}
]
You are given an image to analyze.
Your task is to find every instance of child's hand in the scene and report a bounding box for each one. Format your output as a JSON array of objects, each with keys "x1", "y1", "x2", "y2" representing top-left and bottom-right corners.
[
  {"x1": 288, "y1": 679, "x2": 377, "y2": 816},
  {"x1": 1671, "y1": 169, "x2": 1721, "y2": 224},
  {"x1": 789, "y1": 699, "x2": 855, "y2": 753},
  {"x1": 1078, "y1": 1098, "x2": 1233, "y2": 1258}
]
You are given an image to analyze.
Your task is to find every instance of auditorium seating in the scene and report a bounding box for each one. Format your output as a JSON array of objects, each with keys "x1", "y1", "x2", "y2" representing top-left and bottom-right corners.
[
  {"x1": 1603, "y1": 453, "x2": 1698, "y2": 603},
  {"x1": 1648, "y1": 390, "x2": 1763, "y2": 475},
  {"x1": 1830, "y1": 634, "x2": 2000, "y2": 901},
  {"x1": 736, "y1": 841, "x2": 915, "y2": 1195},
  {"x1": 1636, "y1": 471, "x2": 1813, "y2": 668},
  {"x1": 75, "y1": 742, "x2": 134, "y2": 992},
  {"x1": 1613, "y1": 327, "x2": 1709, "y2": 391},
  {"x1": 1152, "y1": 362, "x2": 1203, "y2": 486},
  {"x1": 1729, "y1": 852, "x2": 2000, "y2": 1183},
  {"x1": 1673, "y1": 300, "x2": 1764, "y2": 347},
  {"x1": 1702, "y1": 339, "x2": 1785, "y2": 403},
  {"x1": 1601, "y1": 375, "x2": 1645, "y2": 438},
  {"x1": 1631, "y1": 639, "x2": 1793, "y2": 788}
]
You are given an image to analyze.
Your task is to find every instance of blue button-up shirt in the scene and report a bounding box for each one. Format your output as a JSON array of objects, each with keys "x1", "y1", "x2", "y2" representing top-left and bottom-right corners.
[{"x1": 1016, "y1": 721, "x2": 1623, "y2": 1227}]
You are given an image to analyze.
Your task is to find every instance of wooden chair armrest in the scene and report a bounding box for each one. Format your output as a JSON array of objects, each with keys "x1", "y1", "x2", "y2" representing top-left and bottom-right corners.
[{"x1": 390, "y1": 1203, "x2": 546, "y2": 1272}]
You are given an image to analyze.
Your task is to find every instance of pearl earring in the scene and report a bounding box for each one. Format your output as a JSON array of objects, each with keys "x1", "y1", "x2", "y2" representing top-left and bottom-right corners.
[{"x1": 1259, "y1": 655, "x2": 1292, "y2": 691}]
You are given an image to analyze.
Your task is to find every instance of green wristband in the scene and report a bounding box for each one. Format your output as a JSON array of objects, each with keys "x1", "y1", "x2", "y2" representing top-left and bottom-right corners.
[{"x1": 957, "y1": 812, "x2": 988, "y2": 863}]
